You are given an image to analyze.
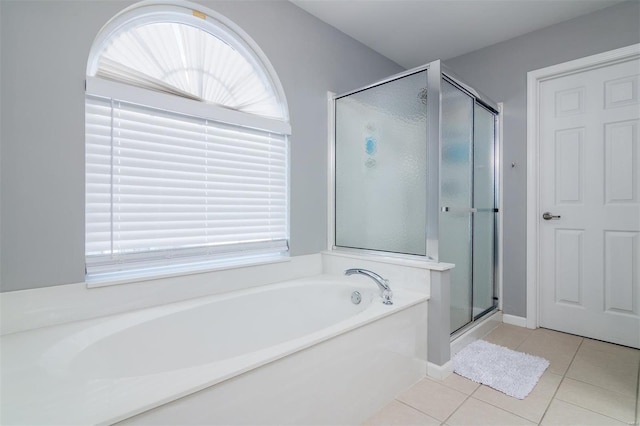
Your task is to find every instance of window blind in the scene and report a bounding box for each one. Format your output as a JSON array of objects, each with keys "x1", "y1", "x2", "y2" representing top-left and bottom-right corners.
[
  {"x1": 95, "y1": 22, "x2": 284, "y2": 119},
  {"x1": 85, "y1": 95, "x2": 288, "y2": 275}
]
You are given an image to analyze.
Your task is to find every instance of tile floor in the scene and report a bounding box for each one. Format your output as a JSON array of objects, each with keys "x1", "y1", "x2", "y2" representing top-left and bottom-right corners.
[{"x1": 363, "y1": 324, "x2": 640, "y2": 426}]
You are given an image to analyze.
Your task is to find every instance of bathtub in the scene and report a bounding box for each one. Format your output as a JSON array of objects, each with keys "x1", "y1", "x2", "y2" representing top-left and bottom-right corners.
[{"x1": 1, "y1": 274, "x2": 428, "y2": 425}]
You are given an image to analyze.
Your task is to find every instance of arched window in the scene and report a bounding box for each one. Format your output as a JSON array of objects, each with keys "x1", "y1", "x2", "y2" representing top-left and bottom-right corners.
[{"x1": 85, "y1": 1, "x2": 290, "y2": 282}]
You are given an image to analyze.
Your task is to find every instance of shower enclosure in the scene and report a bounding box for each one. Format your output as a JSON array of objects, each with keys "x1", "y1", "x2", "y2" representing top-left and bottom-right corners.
[{"x1": 333, "y1": 61, "x2": 499, "y2": 334}]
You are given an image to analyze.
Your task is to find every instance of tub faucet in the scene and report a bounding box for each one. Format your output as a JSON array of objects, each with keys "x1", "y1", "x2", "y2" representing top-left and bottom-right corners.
[{"x1": 344, "y1": 268, "x2": 393, "y2": 305}]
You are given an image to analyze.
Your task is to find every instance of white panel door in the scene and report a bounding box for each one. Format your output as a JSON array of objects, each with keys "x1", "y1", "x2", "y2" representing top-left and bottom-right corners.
[{"x1": 539, "y1": 57, "x2": 640, "y2": 348}]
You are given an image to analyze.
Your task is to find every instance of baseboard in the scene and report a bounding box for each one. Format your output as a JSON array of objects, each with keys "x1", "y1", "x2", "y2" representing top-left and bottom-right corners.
[
  {"x1": 427, "y1": 361, "x2": 453, "y2": 380},
  {"x1": 502, "y1": 314, "x2": 527, "y2": 328}
]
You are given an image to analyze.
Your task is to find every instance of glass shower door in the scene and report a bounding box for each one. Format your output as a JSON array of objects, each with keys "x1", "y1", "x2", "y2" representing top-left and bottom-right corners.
[
  {"x1": 440, "y1": 80, "x2": 474, "y2": 333},
  {"x1": 472, "y1": 104, "x2": 497, "y2": 319},
  {"x1": 440, "y1": 79, "x2": 498, "y2": 333}
]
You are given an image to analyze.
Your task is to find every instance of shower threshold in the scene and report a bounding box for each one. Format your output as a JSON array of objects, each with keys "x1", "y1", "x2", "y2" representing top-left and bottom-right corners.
[{"x1": 450, "y1": 309, "x2": 502, "y2": 356}]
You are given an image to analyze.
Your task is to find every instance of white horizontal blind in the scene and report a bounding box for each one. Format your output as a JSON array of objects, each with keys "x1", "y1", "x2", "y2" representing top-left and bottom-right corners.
[{"x1": 86, "y1": 95, "x2": 288, "y2": 275}]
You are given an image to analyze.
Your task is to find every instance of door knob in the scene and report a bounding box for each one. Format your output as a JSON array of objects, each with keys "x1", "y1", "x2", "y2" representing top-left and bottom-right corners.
[{"x1": 542, "y1": 212, "x2": 561, "y2": 220}]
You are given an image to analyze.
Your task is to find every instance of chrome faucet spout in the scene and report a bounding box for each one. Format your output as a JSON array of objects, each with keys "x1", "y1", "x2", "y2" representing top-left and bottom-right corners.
[{"x1": 344, "y1": 268, "x2": 393, "y2": 305}]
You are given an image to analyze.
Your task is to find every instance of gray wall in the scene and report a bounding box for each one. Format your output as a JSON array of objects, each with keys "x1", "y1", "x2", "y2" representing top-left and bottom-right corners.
[
  {"x1": 445, "y1": 0, "x2": 640, "y2": 317},
  {"x1": 0, "y1": 0, "x2": 402, "y2": 292},
  {"x1": 0, "y1": 0, "x2": 3, "y2": 286}
]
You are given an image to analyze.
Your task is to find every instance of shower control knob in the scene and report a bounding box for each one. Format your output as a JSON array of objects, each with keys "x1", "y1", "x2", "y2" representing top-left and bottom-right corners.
[{"x1": 542, "y1": 212, "x2": 561, "y2": 220}]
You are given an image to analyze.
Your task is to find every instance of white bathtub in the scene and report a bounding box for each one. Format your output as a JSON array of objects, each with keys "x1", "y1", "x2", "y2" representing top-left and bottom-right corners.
[{"x1": 1, "y1": 274, "x2": 428, "y2": 425}]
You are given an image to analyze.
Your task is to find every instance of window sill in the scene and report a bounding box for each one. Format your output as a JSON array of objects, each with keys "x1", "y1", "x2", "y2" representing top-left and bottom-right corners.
[{"x1": 85, "y1": 254, "x2": 291, "y2": 289}]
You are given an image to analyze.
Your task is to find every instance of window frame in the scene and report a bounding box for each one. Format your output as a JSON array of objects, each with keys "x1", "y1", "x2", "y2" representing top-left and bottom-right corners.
[
  {"x1": 85, "y1": 1, "x2": 291, "y2": 285},
  {"x1": 86, "y1": 2, "x2": 289, "y2": 120}
]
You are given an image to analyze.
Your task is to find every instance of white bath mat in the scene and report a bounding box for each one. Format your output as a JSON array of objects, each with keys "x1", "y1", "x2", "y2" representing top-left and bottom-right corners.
[{"x1": 452, "y1": 340, "x2": 549, "y2": 399}]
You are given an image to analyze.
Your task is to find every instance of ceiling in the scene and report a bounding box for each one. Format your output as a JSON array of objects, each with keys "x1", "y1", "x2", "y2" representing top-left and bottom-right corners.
[{"x1": 290, "y1": 0, "x2": 627, "y2": 69}]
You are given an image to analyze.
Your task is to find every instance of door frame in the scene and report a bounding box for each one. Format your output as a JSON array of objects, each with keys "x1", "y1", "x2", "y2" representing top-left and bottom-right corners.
[{"x1": 525, "y1": 43, "x2": 640, "y2": 329}]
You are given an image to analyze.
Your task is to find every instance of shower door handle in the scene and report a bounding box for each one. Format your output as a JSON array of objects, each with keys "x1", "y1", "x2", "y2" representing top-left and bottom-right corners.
[
  {"x1": 441, "y1": 207, "x2": 476, "y2": 213},
  {"x1": 441, "y1": 207, "x2": 498, "y2": 213}
]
